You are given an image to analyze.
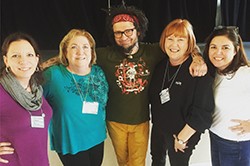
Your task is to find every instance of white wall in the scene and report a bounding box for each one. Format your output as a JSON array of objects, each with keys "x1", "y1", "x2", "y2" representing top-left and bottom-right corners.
[{"x1": 48, "y1": 129, "x2": 212, "y2": 166}]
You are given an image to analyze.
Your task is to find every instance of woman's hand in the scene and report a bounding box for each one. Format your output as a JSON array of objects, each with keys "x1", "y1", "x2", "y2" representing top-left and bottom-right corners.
[
  {"x1": 0, "y1": 142, "x2": 14, "y2": 164},
  {"x1": 173, "y1": 134, "x2": 188, "y2": 153},
  {"x1": 189, "y1": 56, "x2": 207, "y2": 77},
  {"x1": 229, "y1": 119, "x2": 250, "y2": 135}
]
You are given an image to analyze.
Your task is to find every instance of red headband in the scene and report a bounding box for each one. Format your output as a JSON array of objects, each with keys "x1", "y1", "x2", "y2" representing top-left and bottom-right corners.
[{"x1": 112, "y1": 14, "x2": 139, "y2": 25}]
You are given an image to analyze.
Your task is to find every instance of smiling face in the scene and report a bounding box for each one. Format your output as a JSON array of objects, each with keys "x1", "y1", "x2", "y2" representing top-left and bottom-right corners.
[
  {"x1": 164, "y1": 34, "x2": 189, "y2": 65},
  {"x1": 66, "y1": 35, "x2": 92, "y2": 69},
  {"x1": 3, "y1": 40, "x2": 39, "y2": 83},
  {"x1": 113, "y1": 21, "x2": 139, "y2": 54},
  {"x1": 209, "y1": 36, "x2": 237, "y2": 71}
]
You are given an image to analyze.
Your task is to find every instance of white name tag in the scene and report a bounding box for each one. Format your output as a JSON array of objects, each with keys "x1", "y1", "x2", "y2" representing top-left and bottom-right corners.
[
  {"x1": 31, "y1": 115, "x2": 45, "y2": 128},
  {"x1": 82, "y1": 101, "x2": 99, "y2": 114},
  {"x1": 159, "y1": 88, "x2": 170, "y2": 104}
]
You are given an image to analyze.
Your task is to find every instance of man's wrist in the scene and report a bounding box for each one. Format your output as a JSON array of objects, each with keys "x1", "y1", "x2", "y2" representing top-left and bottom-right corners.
[{"x1": 192, "y1": 56, "x2": 204, "y2": 65}]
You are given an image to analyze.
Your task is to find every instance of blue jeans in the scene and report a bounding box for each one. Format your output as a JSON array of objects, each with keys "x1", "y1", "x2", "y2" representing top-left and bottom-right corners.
[{"x1": 210, "y1": 131, "x2": 250, "y2": 166}]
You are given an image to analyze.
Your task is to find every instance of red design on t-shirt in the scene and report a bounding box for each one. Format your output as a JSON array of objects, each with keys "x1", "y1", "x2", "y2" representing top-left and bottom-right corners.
[{"x1": 115, "y1": 58, "x2": 150, "y2": 94}]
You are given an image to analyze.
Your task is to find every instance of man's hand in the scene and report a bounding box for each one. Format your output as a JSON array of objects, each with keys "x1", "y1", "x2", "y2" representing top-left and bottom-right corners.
[
  {"x1": 40, "y1": 56, "x2": 60, "y2": 70},
  {"x1": 189, "y1": 56, "x2": 207, "y2": 77}
]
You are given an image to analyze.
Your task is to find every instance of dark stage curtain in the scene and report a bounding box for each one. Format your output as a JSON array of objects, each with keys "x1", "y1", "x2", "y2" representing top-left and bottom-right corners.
[
  {"x1": 221, "y1": 0, "x2": 250, "y2": 41},
  {"x1": 142, "y1": 0, "x2": 217, "y2": 43},
  {"x1": 0, "y1": 0, "x2": 221, "y2": 50},
  {"x1": 115, "y1": 0, "x2": 217, "y2": 43},
  {"x1": 1, "y1": 0, "x2": 107, "y2": 49}
]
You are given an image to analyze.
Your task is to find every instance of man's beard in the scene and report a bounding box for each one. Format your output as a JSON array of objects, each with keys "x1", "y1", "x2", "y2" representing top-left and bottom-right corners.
[{"x1": 116, "y1": 42, "x2": 137, "y2": 55}]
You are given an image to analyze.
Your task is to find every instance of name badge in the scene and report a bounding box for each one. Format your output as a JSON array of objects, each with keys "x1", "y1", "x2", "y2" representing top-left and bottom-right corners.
[
  {"x1": 31, "y1": 115, "x2": 45, "y2": 128},
  {"x1": 82, "y1": 101, "x2": 99, "y2": 114},
  {"x1": 159, "y1": 88, "x2": 170, "y2": 104}
]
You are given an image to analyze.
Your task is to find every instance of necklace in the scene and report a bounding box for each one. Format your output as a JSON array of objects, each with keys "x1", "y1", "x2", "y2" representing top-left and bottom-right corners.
[
  {"x1": 159, "y1": 61, "x2": 182, "y2": 104},
  {"x1": 167, "y1": 65, "x2": 178, "y2": 82},
  {"x1": 71, "y1": 73, "x2": 89, "y2": 102},
  {"x1": 127, "y1": 55, "x2": 133, "y2": 59},
  {"x1": 125, "y1": 43, "x2": 139, "y2": 59},
  {"x1": 161, "y1": 61, "x2": 182, "y2": 90}
]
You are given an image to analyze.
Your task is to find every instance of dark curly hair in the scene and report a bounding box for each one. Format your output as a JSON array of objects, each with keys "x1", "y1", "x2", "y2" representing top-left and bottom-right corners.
[{"x1": 105, "y1": 5, "x2": 148, "y2": 45}]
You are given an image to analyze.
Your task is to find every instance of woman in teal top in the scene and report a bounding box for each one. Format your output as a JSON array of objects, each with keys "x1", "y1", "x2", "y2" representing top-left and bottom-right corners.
[{"x1": 43, "y1": 29, "x2": 108, "y2": 166}]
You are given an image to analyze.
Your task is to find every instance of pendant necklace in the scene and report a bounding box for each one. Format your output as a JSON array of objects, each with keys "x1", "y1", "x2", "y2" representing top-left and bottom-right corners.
[{"x1": 127, "y1": 55, "x2": 133, "y2": 59}]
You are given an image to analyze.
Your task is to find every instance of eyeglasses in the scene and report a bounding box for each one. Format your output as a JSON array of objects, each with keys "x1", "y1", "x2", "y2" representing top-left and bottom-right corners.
[
  {"x1": 214, "y1": 26, "x2": 239, "y2": 34},
  {"x1": 113, "y1": 28, "x2": 135, "y2": 38}
]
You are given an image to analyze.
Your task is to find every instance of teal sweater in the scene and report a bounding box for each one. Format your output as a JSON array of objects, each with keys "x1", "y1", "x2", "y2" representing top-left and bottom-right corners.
[{"x1": 43, "y1": 64, "x2": 108, "y2": 155}]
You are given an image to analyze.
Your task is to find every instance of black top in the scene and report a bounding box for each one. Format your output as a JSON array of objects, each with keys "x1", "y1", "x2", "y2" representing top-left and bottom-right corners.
[{"x1": 149, "y1": 56, "x2": 215, "y2": 136}]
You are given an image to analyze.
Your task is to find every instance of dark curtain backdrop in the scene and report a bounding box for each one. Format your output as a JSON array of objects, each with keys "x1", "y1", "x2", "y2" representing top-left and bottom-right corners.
[
  {"x1": 1, "y1": 0, "x2": 249, "y2": 50},
  {"x1": 221, "y1": 0, "x2": 250, "y2": 41},
  {"x1": 142, "y1": 0, "x2": 217, "y2": 43},
  {"x1": 1, "y1": 0, "x2": 107, "y2": 49}
]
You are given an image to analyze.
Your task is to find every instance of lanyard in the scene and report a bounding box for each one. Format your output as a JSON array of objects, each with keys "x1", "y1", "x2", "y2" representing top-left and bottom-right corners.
[
  {"x1": 27, "y1": 108, "x2": 45, "y2": 117},
  {"x1": 161, "y1": 60, "x2": 182, "y2": 91},
  {"x1": 71, "y1": 73, "x2": 98, "y2": 102},
  {"x1": 27, "y1": 108, "x2": 45, "y2": 128},
  {"x1": 71, "y1": 73, "x2": 90, "y2": 102}
]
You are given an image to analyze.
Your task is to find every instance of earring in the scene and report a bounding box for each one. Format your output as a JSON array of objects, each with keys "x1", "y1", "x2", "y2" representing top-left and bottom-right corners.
[
  {"x1": 36, "y1": 66, "x2": 40, "y2": 72},
  {"x1": 5, "y1": 67, "x2": 9, "y2": 73}
]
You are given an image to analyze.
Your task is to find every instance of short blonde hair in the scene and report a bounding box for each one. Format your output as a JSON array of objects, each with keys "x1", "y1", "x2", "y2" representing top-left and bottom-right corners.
[
  {"x1": 59, "y1": 29, "x2": 97, "y2": 67},
  {"x1": 159, "y1": 19, "x2": 196, "y2": 56}
]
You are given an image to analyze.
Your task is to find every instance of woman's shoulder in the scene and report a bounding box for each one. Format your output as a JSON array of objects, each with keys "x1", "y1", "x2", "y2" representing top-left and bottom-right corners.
[
  {"x1": 92, "y1": 65, "x2": 104, "y2": 71},
  {"x1": 43, "y1": 64, "x2": 67, "y2": 82},
  {"x1": 238, "y1": 65, "x2": 250, "y2": 72},
  {"x1": 43, "y1": 64, "x2": 65, "y2": 74},
  {"x1": 91, "y1": 65, "x2": 106, "y2": 76},
  {"x1": 0, "y1": 84, "x2": 6, "y2": 95},
  {"x1": 140, "y1": 42, "x2": 162, "y2": 54},
  {"x1": 235, "y1": 65, "x2": 250, "y2": 78}
]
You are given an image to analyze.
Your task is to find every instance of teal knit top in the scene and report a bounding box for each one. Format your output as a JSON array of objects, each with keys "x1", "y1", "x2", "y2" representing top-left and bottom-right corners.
[{"x1": 43, "y1": 64, "x2": 108, "y2": 154}]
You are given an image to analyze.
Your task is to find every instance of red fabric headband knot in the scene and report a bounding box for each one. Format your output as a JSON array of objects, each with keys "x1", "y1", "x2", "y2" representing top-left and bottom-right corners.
[{"x1": 112, "y1": 14, "x2": 139, "y2": 25}]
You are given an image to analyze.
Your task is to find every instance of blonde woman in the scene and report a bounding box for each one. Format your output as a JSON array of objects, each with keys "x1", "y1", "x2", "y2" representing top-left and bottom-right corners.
[{"x1": 43, "y1": 29, "x2": 108, "y2": 166}]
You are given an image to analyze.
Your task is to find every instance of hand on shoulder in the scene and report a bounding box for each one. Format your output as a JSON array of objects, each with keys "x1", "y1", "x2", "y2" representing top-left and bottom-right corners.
[
  {"x1": 189, "y1": 55, "x2": 208, "y2": 77},
  {"x1": 40, "y1": 56, "x2": 60, "y2": 70}
]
